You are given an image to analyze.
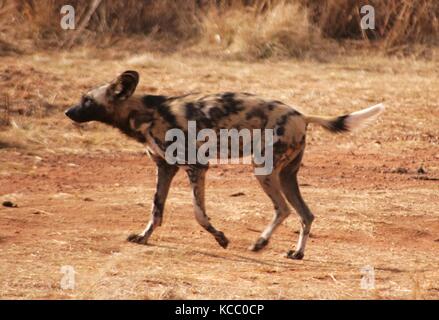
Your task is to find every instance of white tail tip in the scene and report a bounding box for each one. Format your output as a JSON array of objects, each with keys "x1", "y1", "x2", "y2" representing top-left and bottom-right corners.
[{"x1": 345, "y1": 103, "x2": 385, "y2": 131}]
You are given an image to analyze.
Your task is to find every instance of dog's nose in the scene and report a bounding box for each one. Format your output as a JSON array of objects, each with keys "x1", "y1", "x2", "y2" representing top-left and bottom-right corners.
[{"x1": 65, "y1": 108, "x2": 74, "y2": 119}]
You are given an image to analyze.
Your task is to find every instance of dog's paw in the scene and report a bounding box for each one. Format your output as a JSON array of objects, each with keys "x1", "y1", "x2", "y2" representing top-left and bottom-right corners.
[
  {"x1": 286, "y1": 250, "x2": 304, "y2": 260},
  {"x1": 215, "y1": 232, "x2": 229, "y2": 249},
  {"x1": 127, "y1": 233, "x2": 148, "y2": 245},
  {"x1": 249, "y1": 238, "x2": 269, "y2": 252}
]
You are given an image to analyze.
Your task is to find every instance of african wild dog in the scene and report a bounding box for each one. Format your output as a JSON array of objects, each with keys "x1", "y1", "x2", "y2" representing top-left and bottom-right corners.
[{"x1": 65, "y1": 70, "x2": 384, "y2": 259}]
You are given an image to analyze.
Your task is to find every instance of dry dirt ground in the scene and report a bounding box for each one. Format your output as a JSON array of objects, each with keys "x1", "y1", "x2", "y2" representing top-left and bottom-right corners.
[{"x1": 0, "y1": 49, "x2": 438, "y2": 299}]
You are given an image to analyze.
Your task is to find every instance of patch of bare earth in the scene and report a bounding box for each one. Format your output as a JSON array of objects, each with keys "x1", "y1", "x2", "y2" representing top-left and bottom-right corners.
[{"x1": 0, "y1": 50, "x2": 438, "y2": 299}]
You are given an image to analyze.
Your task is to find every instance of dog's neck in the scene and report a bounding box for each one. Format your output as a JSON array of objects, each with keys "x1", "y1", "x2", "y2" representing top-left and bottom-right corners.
[{"x1": 110, "y1": 94, "x2": 168, "y2": 143}]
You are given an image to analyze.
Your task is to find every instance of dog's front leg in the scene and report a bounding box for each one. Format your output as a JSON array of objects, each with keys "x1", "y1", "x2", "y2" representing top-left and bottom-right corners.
[
  {"x1": 127, "y1": 158, "x2": 179, "y2": 245},
  {"x1": 186, "y1": 165, "x2": 229, "y2": 249}
]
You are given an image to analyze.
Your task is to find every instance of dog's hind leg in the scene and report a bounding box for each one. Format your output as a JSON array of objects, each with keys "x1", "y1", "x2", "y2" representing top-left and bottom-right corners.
[
  {"x1": 127, "y1": 158, "x2": 179, "y2": 245},
  {"x1": 279, "y1": 150, "x2": 314, "y2": 260},
  {"x1": 186, "y1": 165, "x2": 229, "y2": 249},
  {"x1": 250, "y1": 169, "x2": 291, "y2": 252}
]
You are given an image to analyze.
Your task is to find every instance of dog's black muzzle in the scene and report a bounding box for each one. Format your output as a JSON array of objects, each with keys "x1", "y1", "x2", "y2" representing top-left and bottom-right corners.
[{"x1": 65, "y1": 105, "x2": 89, "y2": 123}]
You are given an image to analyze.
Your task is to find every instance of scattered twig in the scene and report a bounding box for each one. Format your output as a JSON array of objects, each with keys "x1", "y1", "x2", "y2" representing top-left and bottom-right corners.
[
  {"x1": 29, "y1": 208, "x2": 54, "y2": 216},
  {"x1": 230, "y1": 192, "x2": 245, "y2": 197},
  {"x1": 412, "y1": 176, "x2": 439, "y2": 181}
]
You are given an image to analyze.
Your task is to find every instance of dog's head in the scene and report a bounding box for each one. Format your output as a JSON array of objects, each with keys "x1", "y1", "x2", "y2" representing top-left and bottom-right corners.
[{"x1": 65, "y1": 70, "x2": 139, "y2": 123}]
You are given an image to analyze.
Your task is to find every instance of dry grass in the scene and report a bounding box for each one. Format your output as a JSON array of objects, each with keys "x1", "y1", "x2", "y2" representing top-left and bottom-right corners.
[
  {"x1": 0, "y1": 47, "x2": 438, "y2": 152},
  {"x1": 1, "y1": 0, "x2": 438, "y2": 58},
  {"x1": 196, "y1": 2, "x2": 334, "y2": 60},
  {"x1": 303, "y1": 0, "x2": 439, "y2": 44},
  {"x1": 0, "y1": 94, "x2": 10, "y2": 127}
]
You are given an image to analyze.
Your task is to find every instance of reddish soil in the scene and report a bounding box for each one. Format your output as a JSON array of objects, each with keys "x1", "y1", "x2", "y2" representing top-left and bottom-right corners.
[{"x1": 1, "y1": 144, "x2": 438, "y2": 299}]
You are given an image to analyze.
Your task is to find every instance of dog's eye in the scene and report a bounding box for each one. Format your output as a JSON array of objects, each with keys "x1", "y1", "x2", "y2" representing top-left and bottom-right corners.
[{"x1": 83, "y1": 97, "x2": 93, "y2": 108}]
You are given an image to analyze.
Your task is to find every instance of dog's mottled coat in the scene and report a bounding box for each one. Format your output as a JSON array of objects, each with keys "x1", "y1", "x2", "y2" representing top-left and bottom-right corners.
[{"x1": 66, "y1": 70, "x2": 384, "y2": 259}]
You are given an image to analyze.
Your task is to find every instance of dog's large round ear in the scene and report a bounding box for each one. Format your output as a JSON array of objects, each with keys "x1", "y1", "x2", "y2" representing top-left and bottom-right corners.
[{"x1": 107, "y1": 70, "x2": 139, "y2": 101}]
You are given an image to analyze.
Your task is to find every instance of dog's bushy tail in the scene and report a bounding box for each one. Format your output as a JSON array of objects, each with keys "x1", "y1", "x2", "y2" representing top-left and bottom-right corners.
[{"x1": 303, "y1": 103, "x2": 385, "y2": 133}]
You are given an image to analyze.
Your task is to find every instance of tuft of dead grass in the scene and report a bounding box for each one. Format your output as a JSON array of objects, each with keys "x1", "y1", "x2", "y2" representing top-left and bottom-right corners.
[
  {"x1": 303, "y1": 0, "x2": 439, "y2": 48},
  {"x1": 0, "y1": 94, "x2": 10, "y2": 128},
  {"x1": 197, "y1": 2, "x2": 335, "y2": 60}
]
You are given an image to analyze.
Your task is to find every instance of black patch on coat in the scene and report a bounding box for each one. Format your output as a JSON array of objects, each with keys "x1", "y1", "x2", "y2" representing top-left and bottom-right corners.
[
  {"x1": 221, "y1": 92, "x2": 235, "y2": 100},
  {"x1": 141, "y1": 95, "x2": 168, "y2": 108},
  {"x1": 245, "y1": 108, "x2": 268, "y2": 127},
  {"x1": 185, "y1": 102, "x2": 206, "y2": 120},
  {"x1": 185, "y1": 102, "x2": 198, "y2": 120},
  {"x1": 273, "y1": 141, "x2": 289, "y2": 154},
  {"x1": 220, "y1": 92, "x2": 244, "y2": 115},
  {"x1": 276, "y1": 114, "x2": 289, "y2": 126},
  {"x1": 276, "y1": 110, "x2": 301, "y2": 126},
  {"x1": 267, "y1": 102, "x2": 277, "y2": 111},
  {"x1": 185, "y1": 102, "x2": 212, "y2": 128},
  {"x1": 157, "y1": 104, "x2": 179, "y2": 128},
  {"x1": 209, "y1": 107, "x2": 226, "y2": 121},
  {"x1": 276, "y1": 126, "x2": 285, "y2": 136}
]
